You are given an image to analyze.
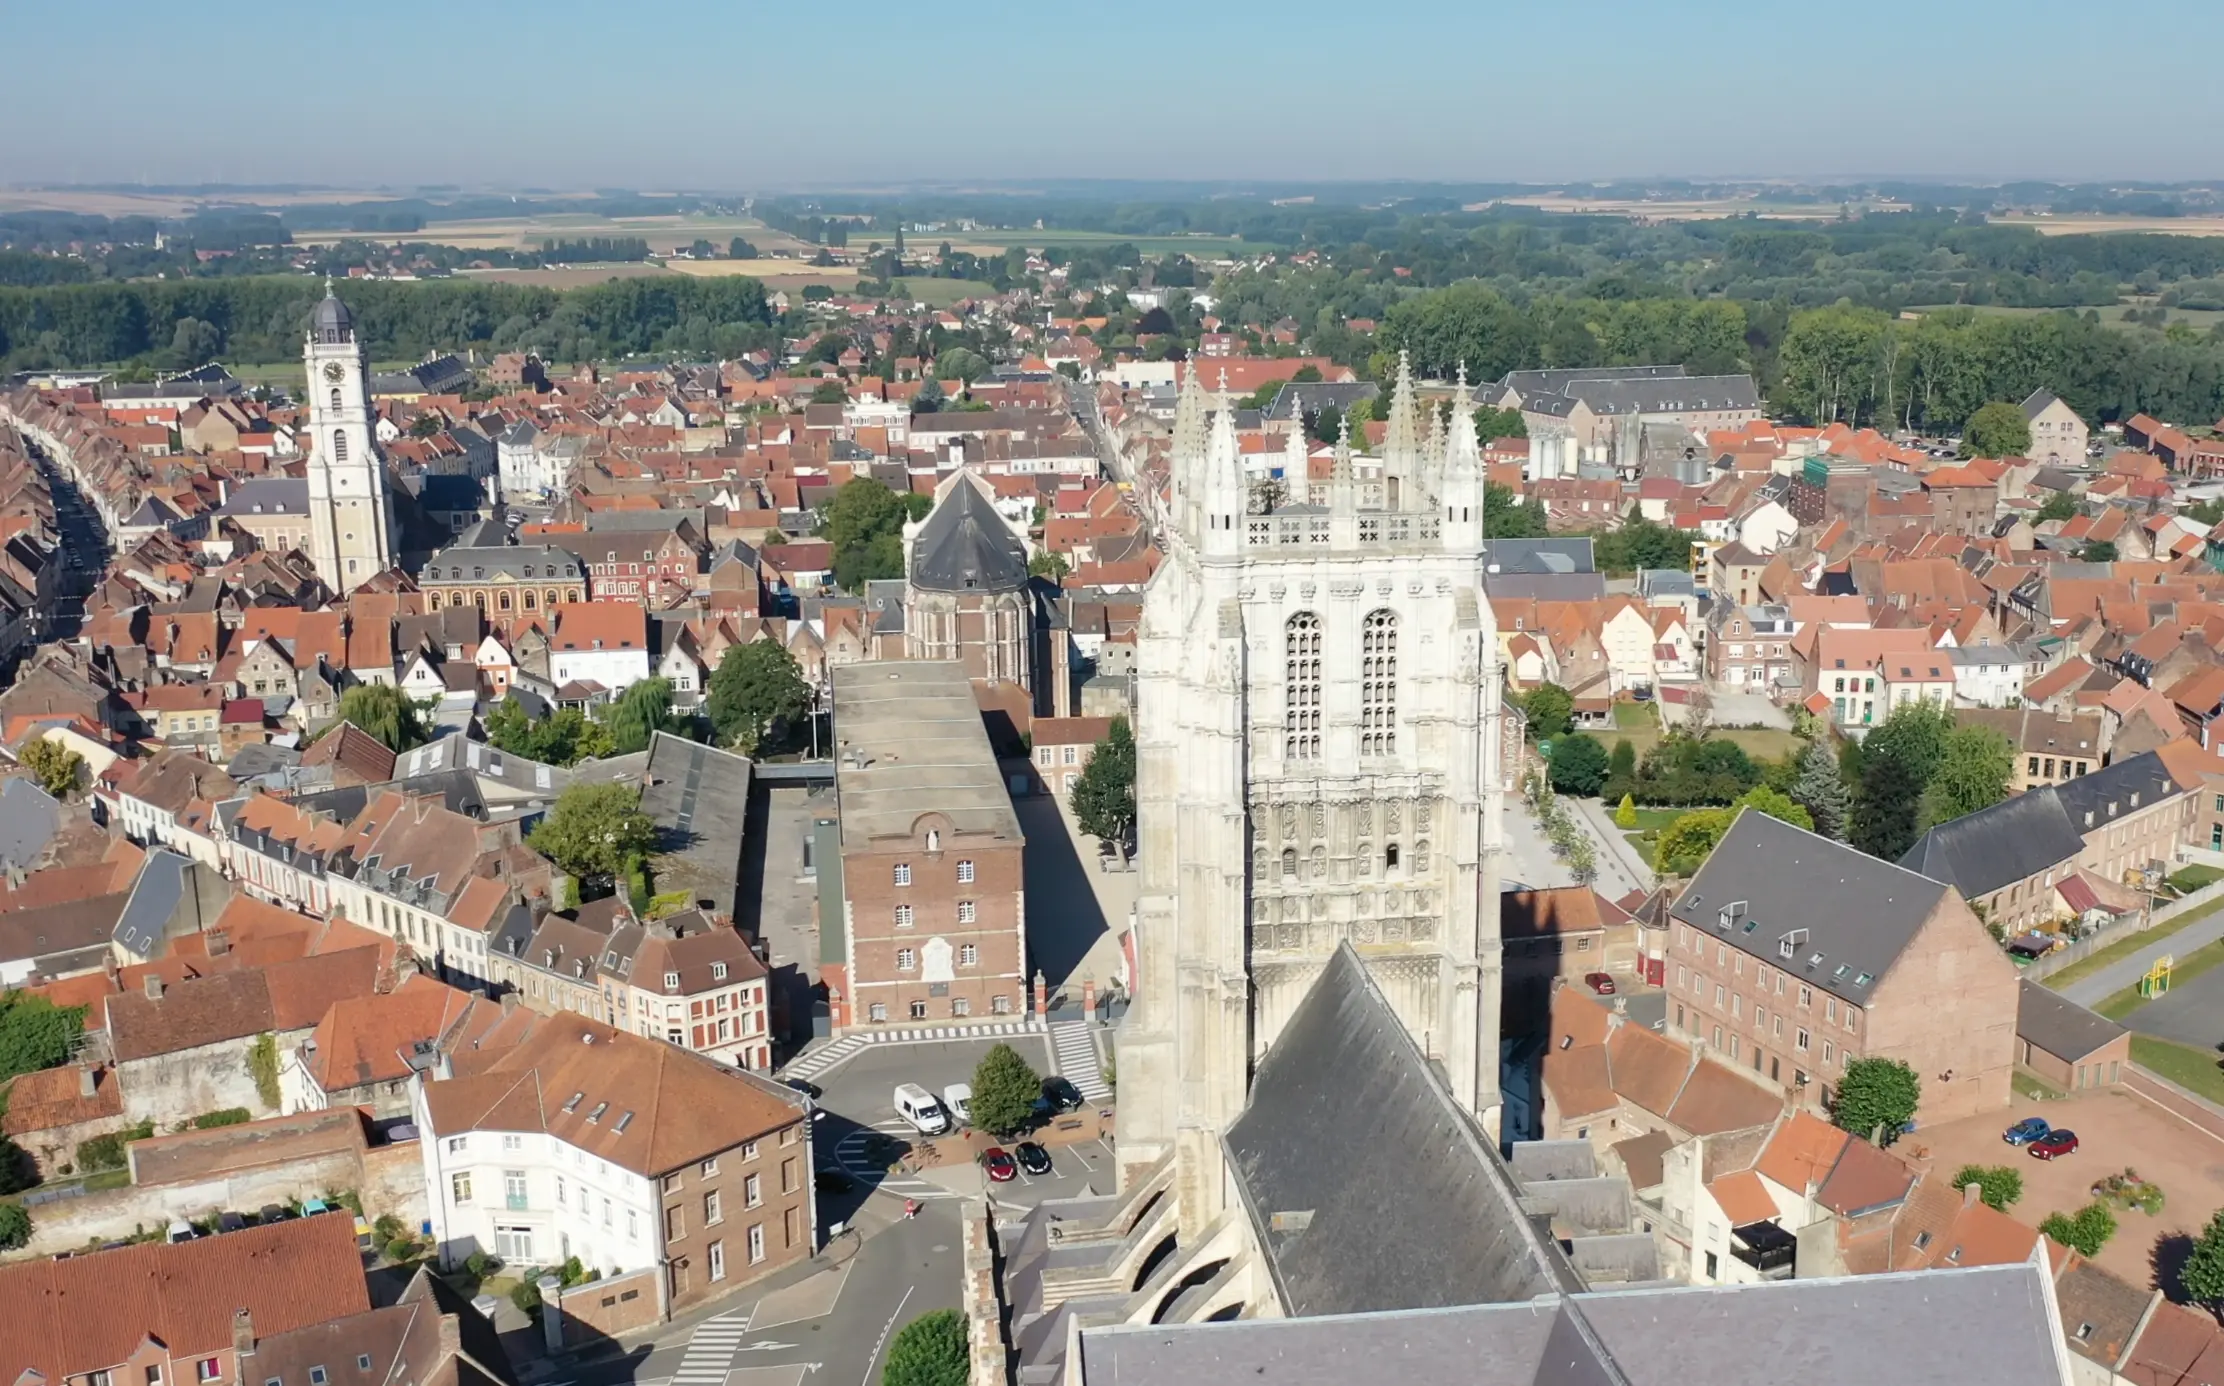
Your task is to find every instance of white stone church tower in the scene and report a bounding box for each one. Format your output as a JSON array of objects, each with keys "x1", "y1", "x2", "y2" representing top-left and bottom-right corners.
[
  {"x1": 1116, "y1": 356, "x2": 1508, "y2": 1223},
  {"x1": 302, "y1": 285, "x2": 395, "y2": 592}
]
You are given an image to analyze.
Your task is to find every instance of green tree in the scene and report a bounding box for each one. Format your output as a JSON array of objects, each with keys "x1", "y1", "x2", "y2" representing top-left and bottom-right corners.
[
  {"x1": 1950, "y1": 1164, "x2": 2025, "y2": 1212},
  {"x1": 1917, "y1": 725, "x2": 2015, "y2": 830},
  {"x1": 707, "y1": 640, "x2": 811, "y2": 753},
  {"x1": 16, "y1": 738, "x2": 83, "y2": 799},
  {"x1": 1852, "y1": 755, "x2": 1924, "y2": 859},
  {"x1": 2037, "y1": 490, "x2": 2080, "y2": 523},
  {"x1": 1791, "y1": 737, "x2": 1852, "y2": 841},
  {"x1": 913, "y1": 374, "x2": 944, "y2": 412},
  {"x1": 1655, "y1": 808, "x2": 1734, "y2": 876},
  {"x1": 934, "y1": 347, "x2": 989, "y2": 385},
  {"x1": 530, "y1": 782, "x2": 659, "y2": 883},
  {"x1": 1609, "y1": 738, "x2": 1637, "y2": 782},
  {"x1": 1473, "y1": 405, "x2": 1527, "y2": 441},
  {"x1": 809, "y1": 380, "x2": 849, "y2": 405},
  {"x1": 1960, "y1": 400, "x2": 2033, "y2": 459},
  {"x1": 1484, "y1": 482, "x2": 1548, "y2": 539},
  {"x1": 485, "y1": 700, "x2": 610, "y2": 766},
  {"x1": 1520, "y1": 684, "x2": 1574, "y2": 741},
  {"x1": 248, "y1": 1032, "x2": 279, "y2": 1109},
  {"x1": 2081, "y1": 540, "x2": 2119, "y2": 563},
  {"x1": 819, "y1": 476, "x2": 929, "y2": 591},
  {"x1": 1548, "y1": 734, "x2": 1611, "y2": 797},
  {"x1": 333, "y1": 684, "x2": 431, "y2": 753},
  {"x1": 969, "y1": 1042, "x2": 1043, "y2": 1138},
  {"x1": 1614, "y1": 793, "x2": 1638, "y2": 829},
  {"x1": 1029, "y1": 550, "x2": 1070, "y2": 581},
  {"x1": 1831, "y1": 1057, "x2": 1921, "y2": 1144},
  {"x1": 0, "y1": 992, "x2": 85, "y2": 1081},
  {"x1": 2039, "y1": 1203, "x2": 2118, "y2": 1257},
  {"x1": 1735, "y1": 785, "x2": 1813, "y2": 833},
  {"x1": 2177, "y1": 1208, "x2": 2224, "y2": 1307},
  {"x1": 1308, "y1": 402, "x2": 1343, "y2": 445},
  {"x1": 1071, "y1": 718, "x2": 1137, "y2": 847},
  {"x1": 600, "y1": 677, "x2": 690, "y2": 756},
  {"x1": 881, "y1": 1309, "x2": 969, "y2": 1386},
  {"x1": 0, "y1": 1201, "x2": 30, "y2": 1250}
]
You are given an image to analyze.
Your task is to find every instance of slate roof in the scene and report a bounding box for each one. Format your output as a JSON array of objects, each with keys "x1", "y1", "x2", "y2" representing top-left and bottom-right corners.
[
  {"x1": 216, "y1": 478, "x2": 311, "y2": 518},
  {"x1": 1901, "y1": 751, "x2": 2181, "y2": 898},
  {"x1": 1481, "y1": 537, "x2": 1596, "y2": 575},
  {"x1": 909, "y1": 474, "x2": 1029, "y2": 594},
  {"x1": 0, "y1": 775, "x2": 61, "y2": 871},
  {"x1": 2016, "y1": 979, "x2": 2125, "y2": 1064},
  {"x1": 1222, "y1": 943, "x2": 1579, "y2": 1318},
  {"x1": 1675, "y1": 810, "x2": 1951, "y2": 1006}
]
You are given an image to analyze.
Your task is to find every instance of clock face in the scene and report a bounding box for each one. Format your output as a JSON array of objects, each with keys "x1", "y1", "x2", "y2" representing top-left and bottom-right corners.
[{"x1": 323, "y1": 362, "x2": 346, "y2": 383}]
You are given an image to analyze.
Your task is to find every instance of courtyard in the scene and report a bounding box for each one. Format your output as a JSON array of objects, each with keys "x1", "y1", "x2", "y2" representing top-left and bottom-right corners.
[{"x1": 1910, "y1": 1086, "x2": 2224, "y2": 1294}]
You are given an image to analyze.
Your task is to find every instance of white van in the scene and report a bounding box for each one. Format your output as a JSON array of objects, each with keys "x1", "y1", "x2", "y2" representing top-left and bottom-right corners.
[
  {"x1": 941, "y1": 1083, "x2": 973, "y2": 1126},
  {"x1": 893, "y1": 1083, "x2": 950, "y2": 1135}
]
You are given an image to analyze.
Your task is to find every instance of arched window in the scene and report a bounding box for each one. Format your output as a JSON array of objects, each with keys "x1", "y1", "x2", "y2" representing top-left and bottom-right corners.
[
  {"x1": 328, "y1": 387, "x2": 341, "y2": 412},
  {"x1": 1361, "y1": 609, "x2": 1399, "y2": 756},
  {"x1": 523, "y1": 590, "x2": 537, "y2": 610},
  {"x1": 331, "y1": 429, "x2": 348, "y2": 462},
  {"x1": 1281, "y1": 848, "x2": 1298, "y2": 880},
  {"x1": 1284, "y1": 612, "x2": 1321, "y2": 759},
  {"x1": 498, "y1": 591, "x2": 513, "y2": 611}
]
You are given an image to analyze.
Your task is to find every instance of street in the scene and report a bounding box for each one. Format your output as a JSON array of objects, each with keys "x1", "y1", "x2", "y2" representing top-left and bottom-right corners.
[{"x1": 558, "y1": 1030, "x2": 1109, "y2": 1386}]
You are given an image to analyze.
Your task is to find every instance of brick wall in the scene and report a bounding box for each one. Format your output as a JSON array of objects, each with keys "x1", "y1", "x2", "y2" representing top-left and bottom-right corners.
[
  {"x1": 658, "y1": 1121, "x2": 814, "y2": 1312},
  {"x1": 556, "y1": 1266, "x2": 661, "y2": 1343},
  {"x1": 843, "y1": 839, "x2": 1026, "y2": 1027}
]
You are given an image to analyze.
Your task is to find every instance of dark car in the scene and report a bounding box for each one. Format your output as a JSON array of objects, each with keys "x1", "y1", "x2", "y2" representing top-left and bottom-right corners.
[
  {"x1": 216, "y1": 1211, "x2": 248, "y2": 1234},
  {"x1": 1584, "y1": 972, "x2": 1616, "y2": 996},
  {"x1": 258, "y1": 1204, "x2": 293, "y2": 1224},
  {"x1": 782, "y1": 1077, "x2": 824, "y2": 1101},
  {"x1": 2002, "y1": 1117, "x2": 2051, "y2": 1146},
  {"x1": 814, "y1": 1168, "x2": 855, "y2": 1195},
  {"x1": 1039, "y1": 1076, "x2": 1085, "y2": 1114},
  {"x1": 981, "y1": 1147, "x2": 1017, "y2": 1183},
  {"x1": 1015, "y1": 1142, "x2": 1053, "y2": 1176},
  {"x1": 2029, "y1": 1130, "x2": 2080, "y2": 1160}
]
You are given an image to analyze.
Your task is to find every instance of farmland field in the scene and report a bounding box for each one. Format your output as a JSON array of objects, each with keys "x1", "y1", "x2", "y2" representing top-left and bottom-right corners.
[{"x1": 940, "y1": 229, "x2": 1269, "y2": 257}]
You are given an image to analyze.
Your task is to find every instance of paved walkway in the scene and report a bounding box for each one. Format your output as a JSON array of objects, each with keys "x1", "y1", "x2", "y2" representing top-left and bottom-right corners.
[
  {"x1": 780, "y1": 1020, "x2": 1041, "y2": 1083},
  {"x1": 1569, "y1": 797, "x2": 1656, "y2": 900},
  {"x1": 1048, "y1": 1020, "x2": 1113, "y2": 1102},
  {"x1": 2056, "y1": 908, "x2": 2224, "y2": 1007}
]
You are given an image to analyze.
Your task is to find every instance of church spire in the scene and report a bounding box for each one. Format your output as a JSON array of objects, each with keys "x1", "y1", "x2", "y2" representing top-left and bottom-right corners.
[
  {"x1": 1199, "y1": 371, "x2": 1246, "y2": 558},
  {"x1": 1381, "y1": 348, "x2": 1421, "y2": 510},
  {"x1": 1283, "y1": 416, "x2": 1310, "y2": 503},
  {"x1": 1443, "y1": 362, "x2": 1483, "y2": 551},
  {"x1": 1170, "y1": 360, "x2": 1209, "y2": 540},
  {"x1": 1418, "y1": 390, "x2": 1446, "y2": 511},
  {"x1": 1330, "y1": 410, "x2": 1358, "y2": 547}
]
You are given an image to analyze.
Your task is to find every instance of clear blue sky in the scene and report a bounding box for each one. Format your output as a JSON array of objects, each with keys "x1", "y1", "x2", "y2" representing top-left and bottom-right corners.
[{"x1": 6, "y1": 0, "x2": 2221, "y2": 188}]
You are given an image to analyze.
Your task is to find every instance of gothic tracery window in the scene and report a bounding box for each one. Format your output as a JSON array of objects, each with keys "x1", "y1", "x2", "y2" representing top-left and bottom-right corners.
[
  {"x1": 1284, "y1": 612, "x2": 1321, "y2": 759},
  {"x1": 1361, "y1": 609, "x2": 1399, "y2": 756}
]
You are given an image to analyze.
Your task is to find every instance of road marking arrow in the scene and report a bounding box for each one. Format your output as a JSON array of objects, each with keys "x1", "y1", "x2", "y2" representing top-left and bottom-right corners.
[{"x1": 735, "y1": 1342, "x2": 797, "y2": 1353}]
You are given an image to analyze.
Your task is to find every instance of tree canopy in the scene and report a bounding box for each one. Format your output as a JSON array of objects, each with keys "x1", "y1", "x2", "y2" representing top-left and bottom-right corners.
[
  {"x1": 1831, "y1": 1057, "x2": 1920, "y2": 1144},
  {"x1": 707, "y1": 640, "x2": 811, "y2": 753},
  {"x1": 1547, "y1": 733, "x2": 1611, "y2": 797},
  {"x1": 1071, "y1": 718, "x2": 1137, "y2": 846},
  {"x1": 819, "y1": 477, "x2": 933, "y2": 591},
  {"x1": 484, "y1": 699, "x2": 611, "y2": 766},
  {"x1": 600, "y1": 677, "x2": 693, "y2": 756},
  {"x1": 2178, "y1": 1208, "x2": 2224, "y2": 1307},
  {"x1": 1791, "y1": 736, "x2": 1852, "y2": 841},
  {"x1": 333, "y1": 685, "x2": 431, "y2": 753},
  {"x1": 969, "y1": 1042, "x2": 1042, "y2": 1138},
  {"x1": 16, "y1": 738, "x2": 82, "y2": 798},
  {"x1": 529, "y1": 782, "x2": 659, "y2": 884},
  {"x1": 0, "y1": 991, "x2": 84, "y2": 1082},
  {"x1": 1917, "y1": 724, "x2": 2015, "y2": 830},
  {"x1": 882, "y1": 1309, "x2": 969, "y2": 1386},
  {"x1": 1960, "y1": 400, "x2": 2033, "y2": 459},
  {"x1": 1519, "y1": 684, "x2": 1573, "y2": 740}
]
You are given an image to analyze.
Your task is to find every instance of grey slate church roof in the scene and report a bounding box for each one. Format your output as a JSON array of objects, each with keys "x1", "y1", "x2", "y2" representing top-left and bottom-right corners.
[
  {"x1": 1674, "y1": 809, "x2": 1951, "y2": 1006},
  {"x1": 910, "y1": 477, "x2": 1029, "y2": 594},
  {"x1": 1222, "y1": 944, "x2": 1580, "y2": 1316}
]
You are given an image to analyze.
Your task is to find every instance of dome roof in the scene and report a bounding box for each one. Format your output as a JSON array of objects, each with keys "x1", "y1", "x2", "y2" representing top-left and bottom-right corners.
[
  {"x1": 310, "y1": 288, "x2": 353, "y2": 336},
  {"x1": 909, "y1": 476, "x2": 1030, "y2": 594}
]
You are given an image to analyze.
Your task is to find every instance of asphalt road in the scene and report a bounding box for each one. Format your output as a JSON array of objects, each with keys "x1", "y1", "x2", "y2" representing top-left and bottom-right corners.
[{"x1": 2119, "y1": 958, "x2": 2224, "y2": 1050}]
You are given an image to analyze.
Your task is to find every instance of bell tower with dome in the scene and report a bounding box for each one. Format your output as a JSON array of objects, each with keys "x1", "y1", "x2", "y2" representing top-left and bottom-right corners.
[{"x1": 303, "y1": 283, "x2": 395, "y2": 592}]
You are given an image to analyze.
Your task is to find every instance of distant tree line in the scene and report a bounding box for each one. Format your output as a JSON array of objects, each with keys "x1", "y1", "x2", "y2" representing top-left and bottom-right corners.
[
  {"x1": 0, "y1": 272, "x2": 777, "y2": 372},
  {"x1": 535, "y1": 237, "x2": 652, "y2": 263}
]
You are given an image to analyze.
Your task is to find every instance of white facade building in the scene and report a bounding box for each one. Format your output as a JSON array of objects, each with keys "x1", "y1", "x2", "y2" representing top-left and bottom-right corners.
[
  {"x1": 303, "y1": 286, "x2": 397, "y2": 592},
  {"x1": 1116, "y1": 355, "x2": 1508, "y2": 1219}
]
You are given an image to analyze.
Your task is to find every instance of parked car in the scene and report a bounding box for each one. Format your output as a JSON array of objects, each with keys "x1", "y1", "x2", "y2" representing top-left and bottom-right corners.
[
  {"x1": 259, "y1": 1204, "x2": 293, "y2": 1224},
  {"x1": 1015, "y1": 1142, "x2": 1053, "y2": 1176},
  {"x1": 942, "y1": 1083, "x2": 974, "y2": 1126},
  {"x1": 1584, "y1": 972, "x2": 1617, "y2": 996},
  {"x1": 165, "y1": 1220, "x2": 196, "y2": 1244},
  {"x1": 2002, "y1": 1117, "x2": 2051, "y2": 1146},
  {"x1": 981, "y1": 1147, "x2": 1018, "y2": 1183},
  {"x1": 894, "y1": 1083, "x2": 951, "y2": 1136},
  {"x1": 216, "y1": 1211, "x2": 248, "y2": 1234},
  {"x1": 782, "y1": 1077, "x2": 823, "y2": 1101},
  {"x1": 2029, "y1": 1130, "x2": 2080, "y2": 1160},
  {"x1": 1038, "y1": 1076, "x2": 1085, "y2": 1115}
]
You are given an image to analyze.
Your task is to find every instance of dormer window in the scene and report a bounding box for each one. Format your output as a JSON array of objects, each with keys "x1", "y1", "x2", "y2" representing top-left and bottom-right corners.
[{"x1": 664, "y1": 971, "x2": 680, "y2": 989}]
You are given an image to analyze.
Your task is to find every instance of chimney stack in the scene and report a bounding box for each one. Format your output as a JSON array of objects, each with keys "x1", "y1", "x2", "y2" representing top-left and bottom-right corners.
[
  {"x1": 206, "y1": 928, "x2": 230, "y2": 957},
  {"x1": 1963, "y1": 1180, "x2": 1983, "y2": 1209},
  {"x1": 231, "y1": 1307, "x2": 255, "y2": 1358},
  {"x1": 77, "y1": 1065, "x2": 96, "y2": 1099},
  {"x1": 144, "y1": 973, "x2": 165, "y2": 1001}
]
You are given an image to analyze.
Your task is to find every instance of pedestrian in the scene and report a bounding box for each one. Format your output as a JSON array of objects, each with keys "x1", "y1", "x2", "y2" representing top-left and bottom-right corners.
[{"x1": 903, "y1": 1198, "x2": 921, "y2": 1220}]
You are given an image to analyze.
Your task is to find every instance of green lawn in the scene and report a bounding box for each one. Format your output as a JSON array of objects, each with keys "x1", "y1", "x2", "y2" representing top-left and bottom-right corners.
[
  {"x1": 2169, "y1": 865, "x2": 2224, "y2": 894},
  {"x1": 2012, "y1": 1069, "x2": 2066, "y2": 1102},
  {"x1": 2093, "y1": 934, "x2": 2224, "y2": 1020},
  {"x1": 1613, "y1": 702, "x2": 1659, "y2": 731},
  {"x1": 2130, "y1": 1035, "x2": 2224, "y2": 1106},
  {"x1": 899, "y1": 278, "x2": 996, "y2": 308},
  {"x1": 2042, "y1": 896, "x2": 2224, "y2": 991}
]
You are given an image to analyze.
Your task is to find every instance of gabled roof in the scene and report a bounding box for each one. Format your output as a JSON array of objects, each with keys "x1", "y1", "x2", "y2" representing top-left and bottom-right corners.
[{"x1": 2016, "y1": 979, "x2": 2125, "y2": 1064}]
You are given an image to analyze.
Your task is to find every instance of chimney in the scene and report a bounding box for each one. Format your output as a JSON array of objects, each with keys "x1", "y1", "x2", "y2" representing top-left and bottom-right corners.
[
  {"x1": 1963, "y1": 1181, "x2": 1983, "y2": 1209},
  {"x1": 144, "y1": 973, "x2": 165, "y2": 1001},
  {"x1": 231, "y1": 1307, "x2": 255, "y2": 1358},
  {"x1": 206, "y1": 928, "x2": 230, "y2": 957},
  {"x1": 77, "y1": 1065, "x2": 96, "y2": 1099},
  {"x1": 433, "y1": 1051, "x2": 454, "y2": 1081}
]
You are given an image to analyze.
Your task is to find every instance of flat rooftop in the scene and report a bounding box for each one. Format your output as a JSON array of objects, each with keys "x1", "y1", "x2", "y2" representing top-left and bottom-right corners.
[{"x1": 831, "y1": 660, "x2": 1024, "y2": 853}]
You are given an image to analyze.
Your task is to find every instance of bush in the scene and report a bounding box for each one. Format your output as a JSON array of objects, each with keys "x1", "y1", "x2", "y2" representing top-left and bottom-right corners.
[
  {"x1": 373, "y1": 1212, "x2": 406, "y2": 1245},
  {"x1": 384, "y1": 1237, "x2": 418, "y2": 1262},
  {"x1": 2039, "y1": 1202, "x2": 2118, "y2": 1256},
  {"x1": 0, "y1": 1202, "x2": 30, "y2": 1250},
  {"x1": 1547, "y1": 734, "x2": 1610, "y2": 797},
  {"x1": 76, "y1": 1118, "x2": 156, "y2": 1173},
  {"x1": 463, "y1": 1249, "x2": 499, "y2": 1279},
  {"x1": 509, "y1": 1277, "x2": 545, "y2": 1318},
  {"x1": 1950, "y1": 1164, "x2": 2024, "y2": 1211},
  {"x1": 192, "y1": 1108, "x2": 252, "y2": 1130},
  {"x1": 882, "y1": 1308, "x2": 969, "y2": 1386}
]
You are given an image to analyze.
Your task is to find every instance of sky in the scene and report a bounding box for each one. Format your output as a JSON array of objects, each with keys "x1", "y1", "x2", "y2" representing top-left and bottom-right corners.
[{"x1": 5, "y1": 0, "x2": 2223, "y2": 189}]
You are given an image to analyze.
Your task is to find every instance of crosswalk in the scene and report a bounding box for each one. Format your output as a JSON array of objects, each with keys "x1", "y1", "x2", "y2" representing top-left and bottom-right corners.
[
  {"x1": 1048, "y1": 1021, "x2": 1112, "y2": 1102},
  {"x1": 834, "y1": 1123, "x2": 962, "y2": 1200},
  {"x1": 668, "y1": 1308, "x2": 753, "y2": 1386},
  {"x1": 779, "y1": 1018, "x2": 1041, "y2": 1084}
]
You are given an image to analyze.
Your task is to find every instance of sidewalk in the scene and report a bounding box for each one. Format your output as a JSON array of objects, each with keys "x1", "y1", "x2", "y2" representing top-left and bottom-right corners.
[
  {"x1": 1569, "y1": 798, "x2": 1656, "y2": 900},
  {"x1": 2056, "y1": 906, "x2": 2224, "y2": 1007}
]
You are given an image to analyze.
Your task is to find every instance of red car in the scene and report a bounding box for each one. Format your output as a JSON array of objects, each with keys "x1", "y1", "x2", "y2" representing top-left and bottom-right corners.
[
  {"x1": 2028, "y1": 1130, "x2": 2079, "y2": 1160},
  {"x1": 1585, "y1": 972, "x2": 1617, "y2": 996},
  {"x1": 981, "y1": 1147, "x2": 1017, "y2": 1183}
]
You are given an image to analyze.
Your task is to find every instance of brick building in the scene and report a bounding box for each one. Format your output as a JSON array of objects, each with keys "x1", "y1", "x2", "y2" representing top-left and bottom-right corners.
[
  {"x1": 826, "y1": 660, "x2": 1027, "y2": 1031},
  {"x1": 1666, "y1": 810, "x2": 2018, "y2": 1124},
  {"x1": 415, "y1": 1010, "x2": 814, "y2": 1315}
]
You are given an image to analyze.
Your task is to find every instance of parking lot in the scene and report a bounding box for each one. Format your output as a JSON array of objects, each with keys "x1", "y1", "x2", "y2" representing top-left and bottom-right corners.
[{"x1": 1911, "y1": 1086, "x2": 2224, "y2": 1292}]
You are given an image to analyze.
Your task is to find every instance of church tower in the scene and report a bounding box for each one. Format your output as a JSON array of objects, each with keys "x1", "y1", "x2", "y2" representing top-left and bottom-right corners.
[
  {"x1": 1117, "y1": 354, "x2": 1508, "y2": 1228},
  {"x1": 303, "y1": 284, "x2": 395, "y2": 592}
]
